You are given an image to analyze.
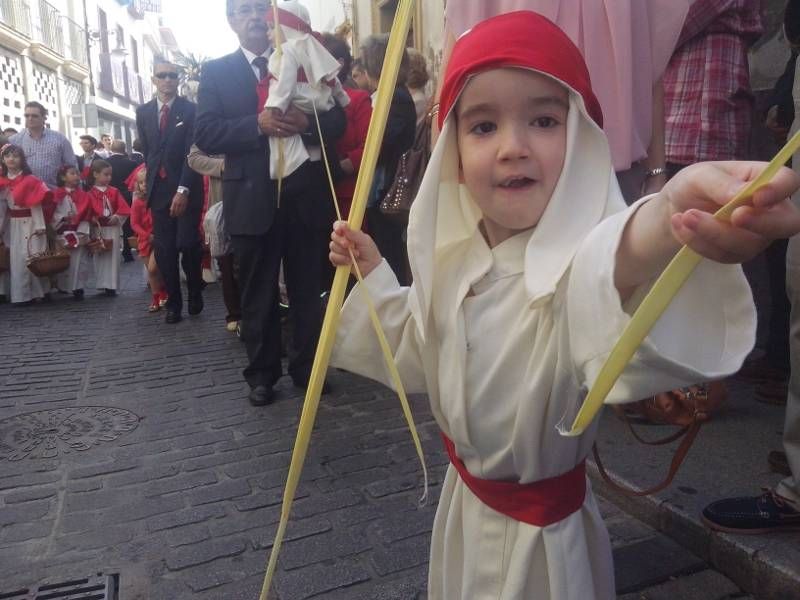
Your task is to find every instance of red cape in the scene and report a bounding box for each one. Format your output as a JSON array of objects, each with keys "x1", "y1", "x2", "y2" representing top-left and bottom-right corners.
[
  {"x1": 54, "y1": 187, "x2": 92, "y2": 226},
  {"x1": 87, "y1": 186, "x2": 131, "y2": 219}
]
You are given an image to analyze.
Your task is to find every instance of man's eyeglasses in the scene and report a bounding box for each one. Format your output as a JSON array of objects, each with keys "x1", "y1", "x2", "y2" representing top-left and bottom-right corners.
[
  {"x1": 154, "y1": 72, "x2": 179, "y2": 80},
  {"x1": 231, "y1": 4, "x2": 269, "y2": 18}
]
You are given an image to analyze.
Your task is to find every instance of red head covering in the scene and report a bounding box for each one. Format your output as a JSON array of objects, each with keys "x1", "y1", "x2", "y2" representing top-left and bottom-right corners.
[{"x1": 438, "y1": 11, "x2": 602, "y2": 130}]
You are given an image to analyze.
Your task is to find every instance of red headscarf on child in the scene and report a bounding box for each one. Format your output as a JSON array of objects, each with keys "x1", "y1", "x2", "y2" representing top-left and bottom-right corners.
[
  {"x1": 404, "y1": 11, "x2": 623, "y2": 344},
  {"x1": 438, "y1": 11, "x2": 603, "y2": 130}
]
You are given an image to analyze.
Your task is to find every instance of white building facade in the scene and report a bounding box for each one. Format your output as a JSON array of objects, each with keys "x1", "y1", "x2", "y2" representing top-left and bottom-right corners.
[
  {"x1": 350, "y1": 0, "x2": 445, "y2": 86},
  {"x1": 0, "y1": 0, "x2": 181, "y2": 151}
]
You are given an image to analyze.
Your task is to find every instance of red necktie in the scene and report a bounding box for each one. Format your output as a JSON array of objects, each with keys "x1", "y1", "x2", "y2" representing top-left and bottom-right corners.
[
  {"x1": 159, "y1": 103, "x2": 169, "y2": 178},
  {"x1": 159, "y1": 103, "x2": 170, "y2": 134}
]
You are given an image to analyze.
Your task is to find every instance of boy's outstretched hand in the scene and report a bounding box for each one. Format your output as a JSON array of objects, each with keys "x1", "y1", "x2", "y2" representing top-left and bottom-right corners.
[
  {"x1": 329, "y1": 221, "x2": 383, "y2": 278},
  {"x1": 664, "y1": 161, "x2": 800, "y2": 263}
]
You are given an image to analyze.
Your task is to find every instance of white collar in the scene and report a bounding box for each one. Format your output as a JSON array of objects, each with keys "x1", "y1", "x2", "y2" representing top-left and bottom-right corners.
[
  {"x1": 157, "y1": 96, "x2": 176, "y2": 112},
  {"x1": 94, "y1": 185, "x2": 107, "y2": 192}
]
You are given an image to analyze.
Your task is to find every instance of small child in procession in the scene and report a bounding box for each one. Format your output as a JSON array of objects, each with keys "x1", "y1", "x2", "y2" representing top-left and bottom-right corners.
[
  {"x1": 0, "y1": 144, "x2": 52, "y2": 305},
  {"x1": 129, "y1": 167, "x2": 166, "y2": 312},
  {"x1": 87, "y1": 159, "x2": 130, "y2": 296},
  {"x1": 52, "y1": 165, "x2": 92, "y2": 299},
  {"x1": 328, "y1": 12, "x2": 800, "y2": 600},
  {"x1": 263, "y1": 0, "x2": 350, "y2": 180}
]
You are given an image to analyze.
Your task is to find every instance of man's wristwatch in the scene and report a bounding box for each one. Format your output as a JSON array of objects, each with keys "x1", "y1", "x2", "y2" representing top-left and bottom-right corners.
[{"x1": 177, "y1": 186, "x2": 190, "y2": 196}]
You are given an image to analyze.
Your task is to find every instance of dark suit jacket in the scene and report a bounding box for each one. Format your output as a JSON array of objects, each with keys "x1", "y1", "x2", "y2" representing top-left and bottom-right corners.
[
  {"x1": 195, "y1": 48, "x2": 346, "y2": 236},
  {"x1": 107, "y1": 153, "x2": 138, "y2": 204},
  {"x1": 76, "y1": 152, "x2": 101, "y2": 173},
  {"x1": 376, "y1": 86, "x2": 417, "y2": 197},
  {"x1": 135, "y1": 96, "x2": 202, "y2": 211}
]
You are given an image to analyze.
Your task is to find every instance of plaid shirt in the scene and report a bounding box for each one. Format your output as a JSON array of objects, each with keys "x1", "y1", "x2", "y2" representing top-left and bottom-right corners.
[
  {"x1": 9, "y1": 128, "x2": 77, "y2": 188},
  {"x1": 664, "y1": 0, "x2": 762, "y2": 164}
]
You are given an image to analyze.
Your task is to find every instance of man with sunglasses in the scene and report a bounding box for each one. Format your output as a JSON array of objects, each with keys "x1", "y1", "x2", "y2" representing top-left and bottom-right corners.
[
  {"x1": 196, "y1": 0, "x2": 346, "y2": 406},
  {"x1": 135, "y1": 59, "x2": 204, "y2": 324},
  {"x1": 9, "y1": 101, "x2": 76, "y2": 188}
]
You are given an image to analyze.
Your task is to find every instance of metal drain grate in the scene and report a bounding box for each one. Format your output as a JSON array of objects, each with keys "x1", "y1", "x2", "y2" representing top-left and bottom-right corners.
[{"x1": 0, "y1": 573, "x2": 118, "y2": 600}]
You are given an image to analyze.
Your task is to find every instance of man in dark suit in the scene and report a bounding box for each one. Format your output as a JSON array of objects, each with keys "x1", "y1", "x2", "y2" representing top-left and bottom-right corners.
[
  {"x1": 136, "y1": 58, "x2": 204, "y2": 324},
  {"x1": 76, "y1": 134, "x2": 101, "y2": 187},
  {"x1": 107, "y1": 140, "x2": 139, "y2": 262},
  {"x1": 195, "y1": 0, "x2": 345, "y2": 406}
]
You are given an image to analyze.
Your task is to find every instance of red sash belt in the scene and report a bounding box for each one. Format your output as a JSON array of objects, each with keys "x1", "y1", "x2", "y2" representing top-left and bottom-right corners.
[
  {"x1": 9, "y1": 208, "x2": 32, "y2": 218},
  {"x1": 442, "y1": 433, "x2": 586, "y2": 527}
]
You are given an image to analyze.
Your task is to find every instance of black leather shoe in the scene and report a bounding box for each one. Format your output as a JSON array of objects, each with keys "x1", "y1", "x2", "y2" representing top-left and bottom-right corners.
[
  {"x1": 104, "y1": 288, "x2": 117, "y2": 297},
  {"x1": 248, "y1": 385, "x2": 275, "y2": 406},
  {"x1": 73, "y1": 289, "x2": 84, "y2": 300},
  {"x1": 122, "y1": 253, "x2": 135, "y2": 263},
  {"x1": 702, "y1": 489, "x2": 800, "y2": 534},
  {"x1": 188, "y1": 294, "x2": 204, "y2": 316},
  {"x1": 165, "y1": 310, "x2": 182, "y2": 324}
]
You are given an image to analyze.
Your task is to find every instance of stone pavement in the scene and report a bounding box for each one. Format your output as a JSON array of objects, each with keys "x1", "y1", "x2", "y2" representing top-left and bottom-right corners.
[{"x1": 0, "y1": 261, "x2": 758, "y2": 598}]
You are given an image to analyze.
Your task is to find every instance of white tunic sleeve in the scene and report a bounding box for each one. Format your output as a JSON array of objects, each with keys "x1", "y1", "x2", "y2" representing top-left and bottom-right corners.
[
  {"x1": 266, "y1": 46, "x2": 300, "y2": 114},
  {"x1": 31, "y1": 204, "x2": 45, "y2": 231},
  {"x1": 566, "y1": 200, "x2": 756, "y2": 404},
  {"x1": 331, "y1": 260, "x2": 428, "y2": 394}
]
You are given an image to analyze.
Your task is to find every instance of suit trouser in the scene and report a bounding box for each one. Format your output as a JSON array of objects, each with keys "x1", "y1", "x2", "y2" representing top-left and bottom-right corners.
[
  {"x1": 150, "y1": 181, "x2": 203, "y2": 313},
  {"x1": 217, "y1": 254, "x2": 242, "y2": 323},
  {"x1": 778, "y1": 234, "x2": 800, "y2": 504},
  {"x1": 231, "y1": 161, "x2": 331, "y2": 389}
]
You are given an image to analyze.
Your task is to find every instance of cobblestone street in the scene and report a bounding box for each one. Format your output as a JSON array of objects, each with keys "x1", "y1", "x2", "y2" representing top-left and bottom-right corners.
[{"x1": 0, "y1": 262, "x2": 755, "y2": 599}]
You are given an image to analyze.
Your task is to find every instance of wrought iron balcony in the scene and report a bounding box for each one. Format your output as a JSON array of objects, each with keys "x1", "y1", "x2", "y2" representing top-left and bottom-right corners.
[
  {"x1": 0, "y1": 0, "x2": 32, "y2": 38},
  {"x1": 35, "y1": 0, "x2": 63, "y2": 54},
  {"x1": 63, "y1": 16, "x2": 87, "y2": 67}
]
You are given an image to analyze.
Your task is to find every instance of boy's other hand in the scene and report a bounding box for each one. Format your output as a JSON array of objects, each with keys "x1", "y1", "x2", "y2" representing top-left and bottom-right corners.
[
  {"x1": 663, "y1": 161, "x2": 800, "y2": 264},
  {"x1": 330, "y1": 221, "x2": 382, "y2": 278}
]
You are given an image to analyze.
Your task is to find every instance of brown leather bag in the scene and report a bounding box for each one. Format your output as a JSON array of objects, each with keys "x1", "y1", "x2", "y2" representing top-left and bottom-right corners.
[
  {"x1": 379, "y1": 110, "x2": 433, "y2": 222},
  {"x1": 593, "y1": 381, "x2": 727, "y2": 496}
]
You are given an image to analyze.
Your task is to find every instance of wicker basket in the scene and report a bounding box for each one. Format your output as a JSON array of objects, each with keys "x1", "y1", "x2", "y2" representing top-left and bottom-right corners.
[
  {"x1": 88, "y1": 237, "x2": 113, "y2": 254},
  {"x1": 27, "y1": 231, "x2": 70, "y2": 277},
  {"x1": 0, "y1": 244, "x2": 9, "y2": 273}
]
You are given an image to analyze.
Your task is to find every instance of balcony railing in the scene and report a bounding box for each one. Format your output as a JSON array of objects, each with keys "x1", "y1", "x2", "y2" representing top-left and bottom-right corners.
[
  {"x1": 36, "y1": 0, "x2": 63, "y2": 54},
  {"x1": 63, "y1": 16, "x2": 87, "y2": 67},
  {"x1": 0, "y1": 0, "x2": 32, "y2": 37}
]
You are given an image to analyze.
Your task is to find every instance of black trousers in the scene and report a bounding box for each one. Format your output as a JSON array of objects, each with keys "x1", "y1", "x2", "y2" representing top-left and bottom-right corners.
[
  {"x1": 231, "y1": 162, "x2": 332, "y2": 390},
  {"x1": 150, "y1": 180, "x2": 203, "y2": 313}
]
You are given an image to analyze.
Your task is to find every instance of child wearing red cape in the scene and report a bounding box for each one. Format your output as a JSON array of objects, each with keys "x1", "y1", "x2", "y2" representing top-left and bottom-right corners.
[
  {"x1": 0, "y1": 144, "x2": 52, "y2": 304},
  {"x1": 329, "y1": 12, "x2": 800, "y2": 599},
  {"x1": 87, "y1": 159, "x2": 130, "y2": 296},
  {"x1": 129, "y1": 167, "x2": 166, "y2": 311},
  {"x1": 52, "y1": 165, "x2": 92, "y2": 299}
]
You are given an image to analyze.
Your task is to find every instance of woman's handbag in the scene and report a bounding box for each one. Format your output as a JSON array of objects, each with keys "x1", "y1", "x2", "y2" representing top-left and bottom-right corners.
[
  {"x1": 379, "y1": 107, "x2": 433, "y2": 221},
  {"x1": 593, "y1": 381, "x2": 727, "y2": 496}
]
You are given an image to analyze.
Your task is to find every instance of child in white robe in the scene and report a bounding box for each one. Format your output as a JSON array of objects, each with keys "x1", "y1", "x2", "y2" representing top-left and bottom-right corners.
[
  {"x1": 52, "y1": 165, "x2": 92, "y2": 299},
  {"x1": 328, "y1": 12, "x2": 800, "y2": 600},
  {"x1": 0, "y1": 144, "x2": 51, "y2": 304},
  {"x1": 87, "y1": 160, "x2": 130, "y2": 296},
  {"x1": 264, "y1": 1, "x2": 350, "y2": 180}
]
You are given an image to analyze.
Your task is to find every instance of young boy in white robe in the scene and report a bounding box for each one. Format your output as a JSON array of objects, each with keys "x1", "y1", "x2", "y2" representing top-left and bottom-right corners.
[
  {"x1": 87, "y1": 160, "x2": 130, "y2": 296},
  {"x1": 328, "y1": 12, "x2": 800, "y2": 600},
  {"x1": 0, "y1": 144, "x2": 51, "y2": 305},
  {"x1": 264, "y1": 1, "x2": 350, "y2": 180},
  {"x1": 53, "y1": 165, "x2": 92, "y2": 299}
]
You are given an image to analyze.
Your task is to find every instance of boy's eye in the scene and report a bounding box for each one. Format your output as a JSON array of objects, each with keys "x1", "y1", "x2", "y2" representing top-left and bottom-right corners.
[
  {"x1": 532, "y1": 116, "x2": 559, "y2": 128},
  {"x1": 470, "y1": 121, "x2": 496, "y2": 135}
]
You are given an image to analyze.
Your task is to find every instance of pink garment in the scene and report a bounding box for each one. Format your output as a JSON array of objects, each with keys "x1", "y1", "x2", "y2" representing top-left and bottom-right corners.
[{"x1": 444, "y1": 1, "x2": 689, "y2": 170}]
